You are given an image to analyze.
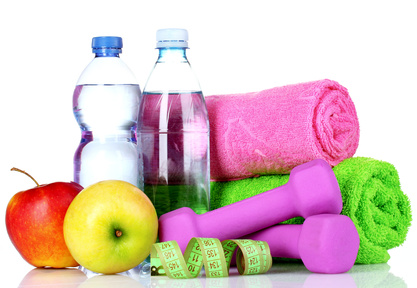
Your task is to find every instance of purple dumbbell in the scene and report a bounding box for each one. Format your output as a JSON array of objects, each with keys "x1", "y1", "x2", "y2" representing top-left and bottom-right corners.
[
  {"x1": 159, "y1": 159, "x2": 343, "y2": 252},
  {"x1": 244, "y1": 214, "x2": 360, "y2": 274}
]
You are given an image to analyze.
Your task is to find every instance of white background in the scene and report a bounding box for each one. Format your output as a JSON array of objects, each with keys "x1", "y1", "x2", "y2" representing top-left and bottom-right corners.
[{"x1": 1, "y1": 0, "x2": 416, "y2": 287}]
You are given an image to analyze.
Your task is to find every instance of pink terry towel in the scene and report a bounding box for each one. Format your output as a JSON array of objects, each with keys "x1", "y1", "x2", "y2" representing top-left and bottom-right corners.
[{"x1": 206, "y1": 79, "x2": 360, "y2": 181}]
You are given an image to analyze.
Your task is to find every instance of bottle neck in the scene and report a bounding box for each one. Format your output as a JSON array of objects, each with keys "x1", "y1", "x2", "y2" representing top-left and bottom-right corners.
[
  {"x1": 157, "y1": 47, "x2": 188, "y2": 63},
  {"x1": 93, "y1": 47, "x2": 121, "y2": 57},
  {"x1": 95, "y1": 52, "x2": 120, "y2": 57},
  {"x1": 144, "y1": 47, "x2": 200, "y2": 92}
]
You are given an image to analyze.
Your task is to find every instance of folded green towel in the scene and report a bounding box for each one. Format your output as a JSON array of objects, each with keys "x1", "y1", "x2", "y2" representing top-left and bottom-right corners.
[{"x1": 210, "y1": 157, "x2": 412, "y2": 264}]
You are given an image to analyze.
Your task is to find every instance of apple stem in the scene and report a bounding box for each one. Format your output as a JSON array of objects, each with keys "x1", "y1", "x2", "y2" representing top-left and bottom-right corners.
[
  {"x1": 115, "y1": 230, "x2": 123, "y2": 237},
  {"x1": 11, "y1": 167, "x2": 40, "y2": 187}
]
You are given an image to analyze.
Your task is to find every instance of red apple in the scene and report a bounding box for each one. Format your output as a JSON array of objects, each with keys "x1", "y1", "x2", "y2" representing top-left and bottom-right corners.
[{"x1": 6, "y1": 168, "x2": 83, "y2": 268}]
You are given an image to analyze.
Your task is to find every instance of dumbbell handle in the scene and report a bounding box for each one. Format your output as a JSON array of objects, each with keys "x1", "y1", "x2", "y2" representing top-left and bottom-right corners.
[
  {"x1": 245, "y1": 224, "x2": 302, "y2": 258},
  {"x1": 198, "y1": 185, "x2": 297, "y2": 241}
]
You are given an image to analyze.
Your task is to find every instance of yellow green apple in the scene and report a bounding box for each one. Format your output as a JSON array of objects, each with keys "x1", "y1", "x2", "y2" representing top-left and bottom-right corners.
[{"x1": 63, "y1": 180, "x2": 158, "y2": 274}]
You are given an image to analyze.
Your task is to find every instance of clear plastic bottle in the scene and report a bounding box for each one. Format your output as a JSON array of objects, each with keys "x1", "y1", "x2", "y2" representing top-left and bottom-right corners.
[
  {"x1": 137, "y1": 28, "x2": 210, "y2": 218},
  {"x1": 73, "y1": 36, "x2": 141, "y2": 188}
]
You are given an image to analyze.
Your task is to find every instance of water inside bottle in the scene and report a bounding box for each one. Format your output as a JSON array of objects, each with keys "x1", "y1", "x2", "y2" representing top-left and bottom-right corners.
[
  {"x1": 73, "y1": 84, "x2": 140, "y2": 188},
  {"x1": 73, "y1": 84, "x2": 140, "y2": 132},
  {"x1": 137, "y1": 91, "x2": 210, "y2": 217}
]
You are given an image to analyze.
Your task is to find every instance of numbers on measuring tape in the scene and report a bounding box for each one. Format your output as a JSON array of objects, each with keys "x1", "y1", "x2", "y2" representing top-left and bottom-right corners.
[{"x1": 151, "y1": 238, "x2": 272, "y2": 279}]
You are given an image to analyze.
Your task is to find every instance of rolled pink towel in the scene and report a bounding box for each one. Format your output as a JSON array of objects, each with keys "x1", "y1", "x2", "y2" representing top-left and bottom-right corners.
[{"x1": 206, "y1": 79, "x2": 360, "y2": 181}]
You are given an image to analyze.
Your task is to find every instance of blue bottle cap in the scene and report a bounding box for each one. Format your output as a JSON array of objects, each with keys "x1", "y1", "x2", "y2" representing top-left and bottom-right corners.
[
  {"x1": 156, "y1": 28, "x2": 188, "y2": 48},
  {"x1": 92, "y1": 36, "x2": 123, "y2": 54}
]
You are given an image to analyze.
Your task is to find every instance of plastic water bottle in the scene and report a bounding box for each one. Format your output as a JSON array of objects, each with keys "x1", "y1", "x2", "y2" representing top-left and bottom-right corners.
[
  {"x1": 137, "y1": 28, "x2": 210, "y2": 218},
  {"x1": 73, "y1": 36, "x2": 141, "y2": 188}
]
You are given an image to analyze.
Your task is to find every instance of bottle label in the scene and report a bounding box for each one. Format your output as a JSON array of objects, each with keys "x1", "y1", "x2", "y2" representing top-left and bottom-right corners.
[{"x1": 151, "y1": 238, "x2": 272, "y2": 278}]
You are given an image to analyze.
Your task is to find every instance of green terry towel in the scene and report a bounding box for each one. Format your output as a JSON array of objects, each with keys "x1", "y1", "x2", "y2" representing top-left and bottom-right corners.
[{"x1": 210, "y1": 157, "x2": 412, "y2": 264}]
